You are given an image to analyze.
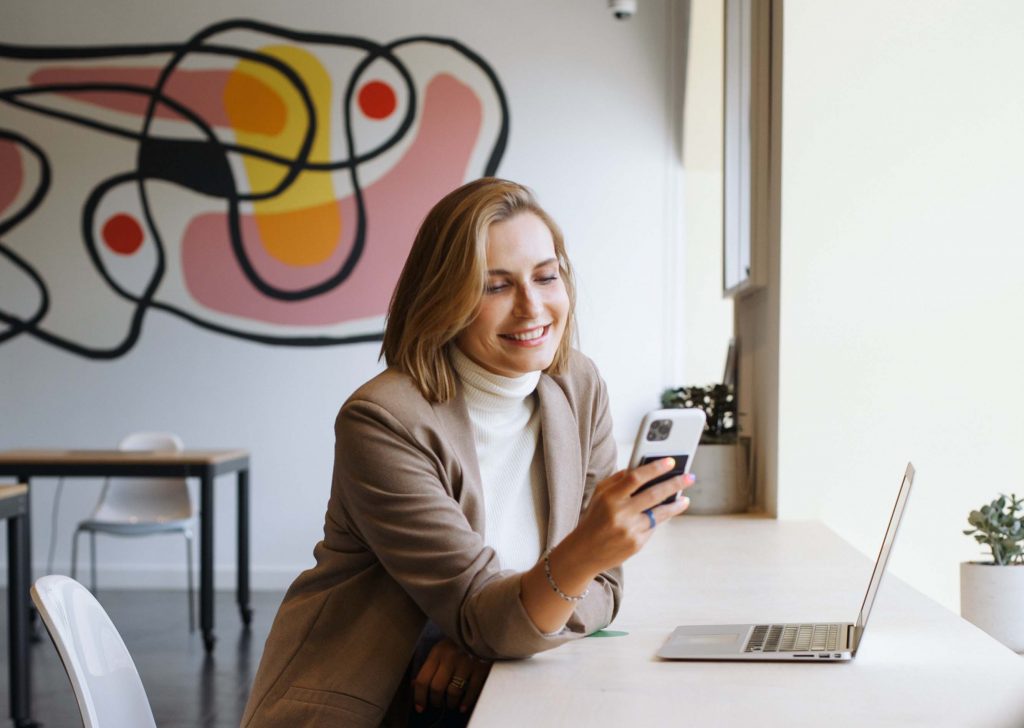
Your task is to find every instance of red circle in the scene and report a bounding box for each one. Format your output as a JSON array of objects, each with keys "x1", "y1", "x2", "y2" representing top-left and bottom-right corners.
[
  {"x1": 102, "y1": 213, "x2": 145, "y2": 255},
  {"x1": 357, "y1": 80, "x2": 397, "y2": 120}
]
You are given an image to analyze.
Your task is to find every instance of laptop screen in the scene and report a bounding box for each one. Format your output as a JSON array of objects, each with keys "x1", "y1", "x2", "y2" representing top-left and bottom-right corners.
[{"x1": 855, "y1": 463, "x2": 915, "y2": 631}]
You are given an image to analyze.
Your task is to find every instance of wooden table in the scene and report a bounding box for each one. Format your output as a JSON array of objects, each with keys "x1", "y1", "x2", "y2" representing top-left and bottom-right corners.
[
  {"x1": 1, "y1": 484, "x2": 33, "y2": 728},
  {"x1": 0, "y1": 449, "x2": 251, "y2": 653},
  {"x1": 471, "y1": 515, "x2": 1024, "y2": 727}
]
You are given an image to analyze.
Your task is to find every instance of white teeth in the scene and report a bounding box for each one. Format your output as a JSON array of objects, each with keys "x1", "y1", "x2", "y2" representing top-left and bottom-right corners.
[{"x1": 505, "y1": 326, "x2": 546, "y2": 341}]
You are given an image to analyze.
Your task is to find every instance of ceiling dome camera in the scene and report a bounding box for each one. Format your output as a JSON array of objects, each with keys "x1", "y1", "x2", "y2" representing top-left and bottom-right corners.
[{"x1": 609, "y1": 0, "x2": 637, "y2": 20}]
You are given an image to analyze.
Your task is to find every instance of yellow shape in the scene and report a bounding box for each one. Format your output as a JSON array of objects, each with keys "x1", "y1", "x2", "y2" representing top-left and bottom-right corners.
[{"x1": 226, "y1": 45, "x2": 340, "y2": 266}]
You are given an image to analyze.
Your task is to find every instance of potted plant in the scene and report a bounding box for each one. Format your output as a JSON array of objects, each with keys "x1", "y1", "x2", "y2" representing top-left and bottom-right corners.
[
  {"x1": 661, "y1": 383, "x2": 749, "y2": 514},
  {"x1": 960, "y1": 493, "x2": 1024, "y2": 653}
]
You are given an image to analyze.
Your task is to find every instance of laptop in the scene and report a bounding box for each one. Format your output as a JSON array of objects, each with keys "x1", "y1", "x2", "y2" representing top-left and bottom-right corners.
[{"x1": 657, "y1": 462, "x2": 915, "y2": 662}]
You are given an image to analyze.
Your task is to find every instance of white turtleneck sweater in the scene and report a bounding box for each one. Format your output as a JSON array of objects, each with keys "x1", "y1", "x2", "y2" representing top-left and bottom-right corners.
[{"x1": 450, "y1": 346, "x2": 548, "y2": 572}]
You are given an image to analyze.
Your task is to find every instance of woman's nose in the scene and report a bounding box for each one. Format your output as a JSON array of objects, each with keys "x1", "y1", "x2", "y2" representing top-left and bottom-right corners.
[{"x1": 514, "y1": 285, "x2": 542, "y2": 318}]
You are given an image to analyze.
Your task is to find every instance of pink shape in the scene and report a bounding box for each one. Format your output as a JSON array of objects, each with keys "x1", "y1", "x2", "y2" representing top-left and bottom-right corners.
[
  {"x1": 29, "y1": 67, "x2": 239, "y2": 127},
  {"x1": 0, "y1": 140, "x2": 22, "y2": 218},
  {"x1": 183, "y1": 196, "x2": 358, "y2": 294},
  {"x1": 179, "y1": 74, "x2": 483, "y2": 326}
]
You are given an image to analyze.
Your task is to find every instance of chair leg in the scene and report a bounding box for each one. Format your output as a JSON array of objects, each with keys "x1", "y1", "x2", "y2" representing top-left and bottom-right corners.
[
  {"x1": 89, "y1": 531, "x2": 97, "y2": 593},
  {"x1": 185, "y1": 530, "x2": 195, "y2": 633},
  {"x1": 71, "y1": 528, "x2": 81, "y2": 580}
]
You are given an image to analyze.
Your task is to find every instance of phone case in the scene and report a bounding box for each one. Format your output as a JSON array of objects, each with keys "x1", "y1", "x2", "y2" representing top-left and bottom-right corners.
[{"x1": 629, "y1": 408, "x2": 706, "y2": 504}]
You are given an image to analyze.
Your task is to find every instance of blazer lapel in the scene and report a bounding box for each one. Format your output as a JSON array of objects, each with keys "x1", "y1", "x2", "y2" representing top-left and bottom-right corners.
[
  {"x1": 536, "y1": 375, "x2": 583, "y2": 546},
  {"x1": 431, "y1": 383, "x2": 488, "y2": 536}
]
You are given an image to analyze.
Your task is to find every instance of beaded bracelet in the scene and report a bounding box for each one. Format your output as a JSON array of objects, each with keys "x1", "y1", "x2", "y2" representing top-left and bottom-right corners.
[{"x1": 543, "y1": 551, "x2": 590, "y2": 603}]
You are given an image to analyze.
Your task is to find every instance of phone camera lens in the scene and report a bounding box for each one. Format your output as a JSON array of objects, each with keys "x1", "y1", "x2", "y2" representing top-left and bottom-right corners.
[{"x1": 647, "y1": 419, "x2": 672, "y2": 441}]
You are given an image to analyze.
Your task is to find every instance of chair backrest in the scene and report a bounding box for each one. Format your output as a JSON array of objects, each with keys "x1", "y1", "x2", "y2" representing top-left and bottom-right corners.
[
  {"x1": 92, "y1": 432, "x2": 192, "y2": 523},
  {"x1": 31, "y1": 575, "x2": 158, "y2": 728}
]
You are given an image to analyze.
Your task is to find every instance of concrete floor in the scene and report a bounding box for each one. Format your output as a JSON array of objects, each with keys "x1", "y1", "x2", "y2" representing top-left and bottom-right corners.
[{"x1": 0, "y1": 588, "x2": 285, "y2": 728}]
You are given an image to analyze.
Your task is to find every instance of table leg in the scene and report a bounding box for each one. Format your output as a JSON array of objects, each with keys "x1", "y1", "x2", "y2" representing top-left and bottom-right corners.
[
  {"x1": 9, "y1": 504, "x2": 37, "y2": 727},
  {"x1": 200, "y1": 470, "x2": 216, "y2": 652},
  {"x1": 18, "y1": 476, "x2": 39, "y2": 644},
  {"x1": 237, "y1": 468, "x2": 252, "y2": 626}
]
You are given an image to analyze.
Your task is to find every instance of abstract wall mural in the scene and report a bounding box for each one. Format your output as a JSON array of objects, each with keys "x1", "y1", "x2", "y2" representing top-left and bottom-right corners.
[{"x1": 0, "y1": 20, "x2": 508, "y2": 358}]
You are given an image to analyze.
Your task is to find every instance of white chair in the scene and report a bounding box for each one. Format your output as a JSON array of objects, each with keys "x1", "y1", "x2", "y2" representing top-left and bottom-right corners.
[
  {"x1": 71, "y1": 431, "x2": 195, "y2": 631},
  {"x1": 31, "y1": 575, "x2": 158, "y2": 728}
]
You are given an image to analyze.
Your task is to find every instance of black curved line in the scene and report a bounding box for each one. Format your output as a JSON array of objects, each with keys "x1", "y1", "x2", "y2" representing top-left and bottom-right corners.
[
  {"x1": 181, "y1": 18, "x2": 385, "y2": 54},
  {"x1": 0, "y1": 42, "x2": 184, "y2": 60},
  {"x1": 7, "y1": 73, "x2": 359, "y2": 302},
  {"x1": 0, "y1": 132, "x2": 146, "y2": 357},
  {"x1": 0, "y1": 130, "x2": 52, "y2": 343},
  {"x1": 387, "y1": 35, "x2": 510, "y2": 176},
  {"x1": 79, "y1": 172, "x2": 158, "y2": 303},
  {"x1": 0, "y1": 23, "x2": 417, "y2": 174},
  {"x1": 2, "y1": 76, "x2": 417, "y2": 174},
  {"x1": 77, "y1": 171, "x2": 155, "y2": 356},
  {"x1": 1, "y1": 322, "x2": 140, "y2": 359},
  {"x1": 0, "y1": 130, "x2": 52, "y2": 235},
  {"x1": 139, "y1": 26, "x2": 360, "y2": 301},
  {"x1": 0, "y1": 23, "x2": 510, "y2": 355},
  {"x1": 148, "y1": 299, "x2": 384, "y2": 346},
  {"x1": 176, "y1": 25, "x2": 414, "y2": 301},
  {"x1": 139, "y1": 40, "x2": 318, "y2": 202},
  {"x1": 1, "y1": 44, "x2": 315, "y2": 201},
  {"x1": 0, "y1": 38, "x2": 323, "y2": 203},
  {"x1": 0, "y1": 172, "x2": 145, "y2": 361},
  {"x1": 2, "y1": 83, "x2": 293, "y2": 202},
  {"x1": 0, "y1": 83, "x2": 293, "y2": 191},
  {"x1": 0, "y1": 246, "x2": 50, "y2": 344},
  {"x1": 1, "y1": 42, "x2": 409, "y2": 300},
  {"x1": 1, "y1": 28, "x2": 503, "y2": 301}
]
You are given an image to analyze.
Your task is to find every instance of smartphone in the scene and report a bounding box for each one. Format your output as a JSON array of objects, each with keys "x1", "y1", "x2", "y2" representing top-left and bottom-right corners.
[{"x1": 628, "y1": 408, "x2": 706, "y2": 505}]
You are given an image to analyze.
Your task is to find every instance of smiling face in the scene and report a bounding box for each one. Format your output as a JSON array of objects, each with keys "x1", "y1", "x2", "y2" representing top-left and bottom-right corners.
[{"x1": 455, "y1": 212, "x2": 570, "y2": 378}]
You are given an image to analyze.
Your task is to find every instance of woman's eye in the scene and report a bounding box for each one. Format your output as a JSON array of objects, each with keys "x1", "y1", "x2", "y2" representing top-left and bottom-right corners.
[
  {"x1": 485, "y1": 283, "x2": 509, "y2": 294},
  {"x1": 537, "y1": 275, "x2": 559, "y2": 284}
]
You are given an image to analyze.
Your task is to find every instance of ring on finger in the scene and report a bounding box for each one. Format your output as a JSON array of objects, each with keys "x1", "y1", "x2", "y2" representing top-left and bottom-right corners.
[
  {"x1": 448, "y1": 675, "x2": 467, "y2": 691},
  {"x1": 645, "y1": 509, "x2": 656, "y2": 530}
]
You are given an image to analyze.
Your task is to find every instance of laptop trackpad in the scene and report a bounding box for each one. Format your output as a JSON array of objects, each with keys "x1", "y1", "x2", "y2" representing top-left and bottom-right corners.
[{"x1": 657, "y1": 625, "x2": 750, "y2": 659}]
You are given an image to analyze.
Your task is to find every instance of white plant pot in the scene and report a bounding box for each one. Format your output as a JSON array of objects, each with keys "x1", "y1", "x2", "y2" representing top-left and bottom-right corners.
[
  {"x1": 960, "y1": 561, "x2": 1024, "y2": 653},
  {"x1": 686, "y1": 440, "x2": 750, "y2": 515}
]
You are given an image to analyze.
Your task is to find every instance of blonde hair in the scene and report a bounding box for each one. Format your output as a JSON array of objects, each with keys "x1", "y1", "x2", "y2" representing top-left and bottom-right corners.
[{"x1": 382, "y1": 178, "x2": 577, "y2": 403}]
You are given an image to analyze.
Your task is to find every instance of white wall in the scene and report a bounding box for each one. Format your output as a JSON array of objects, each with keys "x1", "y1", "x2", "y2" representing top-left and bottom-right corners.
[
  {"x1": 777, "y1": 0, "x2": 1024, "y2": 610},
  {"x1": 682, "y1": 0, "x2": 734, "y2": 386},
  {"x1": 0, "y1": 0, "x2": 708, "y2": 588}
]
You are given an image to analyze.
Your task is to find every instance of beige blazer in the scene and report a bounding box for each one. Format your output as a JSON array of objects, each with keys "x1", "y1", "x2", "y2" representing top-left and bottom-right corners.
[{"x1": 242, "y1": 350, "x2": 623, "y2": 727}]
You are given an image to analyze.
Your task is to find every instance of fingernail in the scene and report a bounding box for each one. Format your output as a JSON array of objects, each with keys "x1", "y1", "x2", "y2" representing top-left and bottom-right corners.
[
  {"x1": 686, "y1": 473, "x2": 696, "y2": 483},
  {"x1": 664, "y1": 457, "x2": 676, "y2": 468},
  {"x1": 682, "y1": 496, "x2": 691, "y2": 507}
]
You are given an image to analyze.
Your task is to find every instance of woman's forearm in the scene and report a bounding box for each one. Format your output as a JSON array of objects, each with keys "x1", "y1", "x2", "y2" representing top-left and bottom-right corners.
[{"x1": 519, "y1": 532, "x2": 601, "y2": 634}]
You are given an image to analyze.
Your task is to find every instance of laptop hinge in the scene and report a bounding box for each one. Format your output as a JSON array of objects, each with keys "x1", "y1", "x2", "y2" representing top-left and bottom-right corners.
[{"x1": 846, "y1": 623, "x2": 862, "y2": 653}]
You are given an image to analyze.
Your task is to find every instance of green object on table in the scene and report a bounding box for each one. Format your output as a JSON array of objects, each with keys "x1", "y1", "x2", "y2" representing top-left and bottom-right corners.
[{"x1": 588, "y1": 629, "x2": 628, "y2": 638}]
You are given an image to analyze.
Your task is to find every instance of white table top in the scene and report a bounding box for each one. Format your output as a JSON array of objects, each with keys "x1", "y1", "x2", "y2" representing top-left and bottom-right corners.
[{"x1": 472, "y1": 515, "x2": 1024, "y2": 727}]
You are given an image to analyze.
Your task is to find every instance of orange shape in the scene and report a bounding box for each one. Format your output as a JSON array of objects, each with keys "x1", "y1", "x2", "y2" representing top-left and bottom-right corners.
[
  {"x1": 255, "y1": 201, "x2": 341, "y2": 266},
  {"x1": 224, "y1": 71, "x2": 287, "y2": 136}
]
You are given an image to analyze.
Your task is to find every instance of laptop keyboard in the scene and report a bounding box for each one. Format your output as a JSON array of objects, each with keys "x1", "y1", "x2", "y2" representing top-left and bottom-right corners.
[{"x1": 744, "y1": 624, "x2": 843, "y2": 653}]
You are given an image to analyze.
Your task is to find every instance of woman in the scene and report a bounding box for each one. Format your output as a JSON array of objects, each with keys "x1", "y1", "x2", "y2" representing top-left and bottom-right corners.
[{"x1": 242, "y1": 178, "x2": 693, "y2": 728}]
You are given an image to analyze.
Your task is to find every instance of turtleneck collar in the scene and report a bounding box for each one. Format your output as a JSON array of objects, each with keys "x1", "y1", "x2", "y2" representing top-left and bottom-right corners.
[{"x1": 450, "y1": 345, "x2": 541, "y2": 406}]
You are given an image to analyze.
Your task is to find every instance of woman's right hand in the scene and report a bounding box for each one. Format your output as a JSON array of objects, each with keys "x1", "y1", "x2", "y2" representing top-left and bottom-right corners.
[
  {"x1": 519, "y1": 457, "x2": 694, "y2": 634},
  {"x1": 559, "y1": 457, "x2": 695, "y2": 579}
]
